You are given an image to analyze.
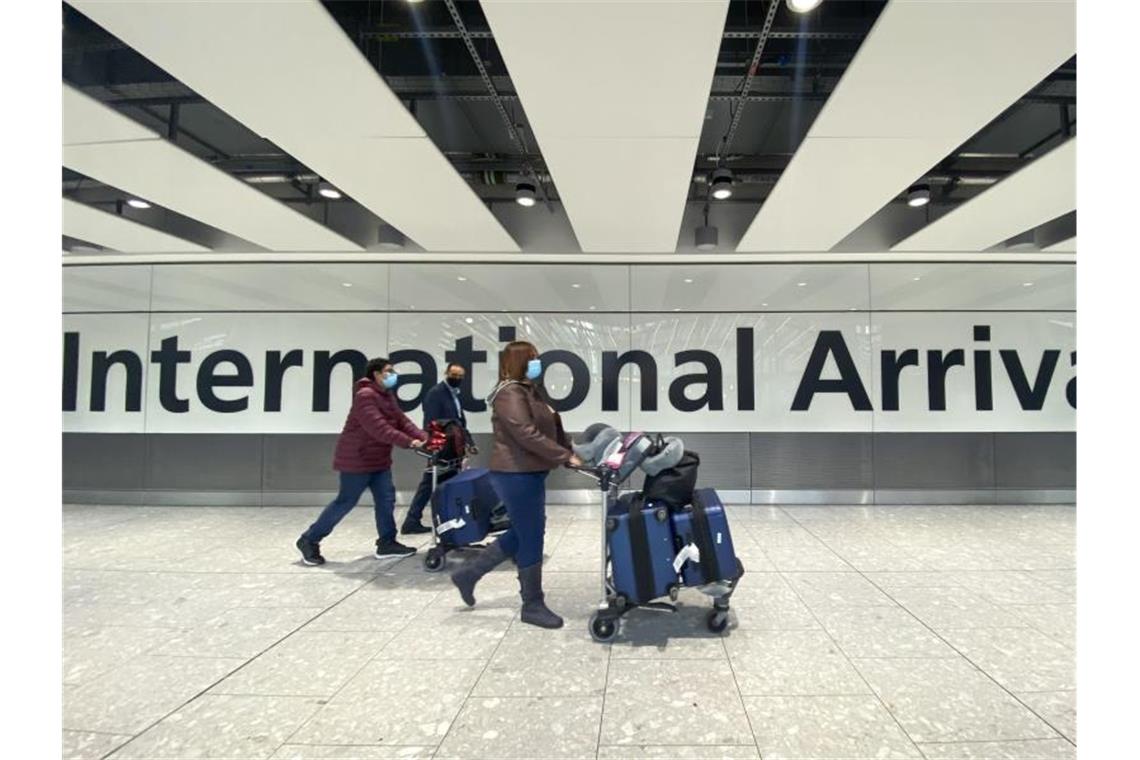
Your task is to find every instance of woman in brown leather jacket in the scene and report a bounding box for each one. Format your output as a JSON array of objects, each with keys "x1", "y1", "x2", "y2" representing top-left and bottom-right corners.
[{"x1": 450, "y1": 340, "x2": 581, "y2": 628}]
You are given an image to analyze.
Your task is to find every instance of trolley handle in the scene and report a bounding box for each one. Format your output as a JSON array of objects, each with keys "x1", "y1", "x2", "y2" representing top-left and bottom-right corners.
[{"x1": 567, "y1": 463, "x2": 617, "y2": 490}]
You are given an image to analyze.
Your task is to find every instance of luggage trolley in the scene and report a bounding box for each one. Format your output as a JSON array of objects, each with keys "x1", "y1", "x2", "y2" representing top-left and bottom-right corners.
[
  {"x1": 569, "y1": 437, "x2": 743, "y2": 644},
  {"x1": 413, "y1": 444, "x2": 508, "y2": 573}
]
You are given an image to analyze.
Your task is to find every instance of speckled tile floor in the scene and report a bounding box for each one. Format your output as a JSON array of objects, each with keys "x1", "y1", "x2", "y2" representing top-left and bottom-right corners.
[{"x1": 63, "y1": 503, "x2": 1075, "y2": 760}]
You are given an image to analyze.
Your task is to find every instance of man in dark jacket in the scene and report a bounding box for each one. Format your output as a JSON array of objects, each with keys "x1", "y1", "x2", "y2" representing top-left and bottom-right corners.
[
  {"x1": 296, "y1": 357, "x2": 427, "y2": 565},
  {"x1": 401, "y1": 362, "x2": 468, "y2": 534}
]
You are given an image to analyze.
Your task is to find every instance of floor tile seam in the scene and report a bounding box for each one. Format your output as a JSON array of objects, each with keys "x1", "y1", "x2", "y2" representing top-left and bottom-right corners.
[
  {"x1": 1014, "y1": 689, "x2": 1075, "y2": 695},
  {"x1": 108, "y1": 562, "x2": 416, "y2": 757},
  {"x1": 593, "y1": 632, "x2": 614, "y2": 760},
  {"x1": 914, "y1": 737, "x2": 1076, "y2": 746},
  {"x1": 99, "y1": 594, "x2": 353, "y2": 759},
  {"x1": 825, "y1": 569, "x2": 1077, "y2": 749},
  {"x1": 770, "y1": 557, "x2": 926, "y2": 758},
  {"x1": 739, "y1": 691, "x2": 929, "y2": 698},
  {"x1": 721, "y1": 634, "x2": 777, "y2": 760},
  {"x1": 281, "y1": 569, "x2": 455, "y2": 748},
  {"x1": 428, "y1": 609, "x2": 522, "y2": 760}
]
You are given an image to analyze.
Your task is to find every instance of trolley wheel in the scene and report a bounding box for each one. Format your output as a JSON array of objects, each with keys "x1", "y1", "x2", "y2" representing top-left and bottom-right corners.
[
  {"x1": 706, "y1": 609, "x2": 729, "y2": 634},
  {"x1": 423, "y1": 548, "x2": 446, "y2": 573},
  {"x1": 589, "y1": 612, "x2": 618, "y2": 643}
]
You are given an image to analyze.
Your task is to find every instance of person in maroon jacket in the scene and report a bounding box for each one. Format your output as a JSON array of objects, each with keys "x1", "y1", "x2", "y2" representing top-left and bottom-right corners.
[{"x1": 296, "y1": 357, "x2": 427, "y2": 565}]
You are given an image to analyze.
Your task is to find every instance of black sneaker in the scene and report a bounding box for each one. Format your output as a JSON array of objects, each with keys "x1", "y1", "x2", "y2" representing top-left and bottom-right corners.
[
  {"x1": 374, "y1": 540, "x2": 417, "y2": 558},
  {"x1": 400, "y1": 522, "x2": 432, "y2": 535},
  {"x1": 296, "y1": 536, "x2": 325, "y2": 566}
]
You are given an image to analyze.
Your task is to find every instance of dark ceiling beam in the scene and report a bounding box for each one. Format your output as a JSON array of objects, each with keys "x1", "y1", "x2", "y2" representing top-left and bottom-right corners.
[{"x1": 358, "y1": 26, "x2": 870, "y2": 42}]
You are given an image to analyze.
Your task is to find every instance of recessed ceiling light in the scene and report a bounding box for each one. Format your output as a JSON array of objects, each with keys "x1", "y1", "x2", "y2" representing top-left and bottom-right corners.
[
  {"x1": 571, "y1": 283, "x2": 581, "y2": 288},
  {"x1": 317, "y1": 181, "x2": 342, "y2": 199},
  {"x1": 786, "y1": 0, "x2": 823, "y2": 13},
  {"x1": 906, "y1": 184, "x2": 931, "y2": 208},
  {"x1": 710, "y1": 168, "x2": 733, "y2": 200},
  {"x1": 341, "y1": 282, "x2": 353, "y2": 288},
  {"x1": 913, "y1": 276, "x2": 922, "y2": 281},
  {"x1": 761, "y1": 302, "x2": 768, "y2": 307},
  {"x1": 1023, "y1": 282, "x2": 1034, "y2": 287},
  {"x1": 126, "y1": 198, "x2": 151, "y2": 209},
  {"x1": 684, "y1": 278, "x2": 693, "y2": 284},
  {"x1": 797, "y1": 282, "x2": 807, "y2": 287},
  {"x1": 515, "y1": 182, "x2": 537, "y2": 207},
  {"x1": 457, "y1": 276, "x2": 467, "y2": 282},
  {"x1": 465, "y1": 317, "x2": 474, "y2": 324}
]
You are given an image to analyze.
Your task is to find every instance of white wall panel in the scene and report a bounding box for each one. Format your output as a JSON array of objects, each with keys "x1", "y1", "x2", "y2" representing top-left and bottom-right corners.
[
  {"x1": 629, "y1": 313, "x2": 874, "y2": 432},
  {"x1": 388, "y1": 312, "x2": 631, "y2": 435},
  {"x1": 64, "y1": 265, "x2": 152, "y2": 313},
  {"x1": 63, "y1": 198, "x2": 210, "y2": 254},
  {"x1": 143, "y1": 313, "x2": 388, "y2": 434},
  {"x1": 631, "y1": 263, "x2": 869, "y2": 312},
  {"x1": 870, "y1": 312, "x2": 1075, "y2": 432},
  {"x1": 894, "y1": 139, "x2": 1077, "y2": 252},
  {"x1": 149, "y1": 264, "x2": 389, "y2": 312},
  {"x1": 870, "y1": 264, "x2": 1075, "y2": 311},
  {"x1": 61, "y1": 262, "x2": 1077, "y2": 435},
  {"x1": 63, "y1": 314, "x2": 151, "y2": 432},
  {"x1": 388, "y1": 264, "x2": 630, "y2": 313}
]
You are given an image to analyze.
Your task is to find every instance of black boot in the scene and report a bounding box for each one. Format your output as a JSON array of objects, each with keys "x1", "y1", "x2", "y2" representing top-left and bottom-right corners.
[
  {"x1": 518, "y1": 563, "x2": 563, "y2": 629},
  {"x1": 450, "y1": 543, "x2": 508, "y2": 607}
]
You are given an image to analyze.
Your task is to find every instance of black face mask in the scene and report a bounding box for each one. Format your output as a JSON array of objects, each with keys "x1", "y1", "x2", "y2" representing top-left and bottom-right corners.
[{"x1": 445, "y1": 376, "x2": 462, "y2": 388}]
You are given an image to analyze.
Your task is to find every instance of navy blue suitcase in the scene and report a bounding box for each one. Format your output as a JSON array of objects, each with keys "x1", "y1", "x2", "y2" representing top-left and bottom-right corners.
[
  {"x1": 431, "y1": 467, "x2": 499, "y2": 547},
  {"x1": 670, "y1": 488, "x2": 739, "y2": 586},
  {"x1": 607, "y1": 493, "x2": 680, "y2": 605}
]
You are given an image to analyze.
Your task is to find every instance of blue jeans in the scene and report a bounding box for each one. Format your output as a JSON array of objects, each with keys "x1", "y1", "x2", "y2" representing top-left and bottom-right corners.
[
  {"x1": 490, "y1": 471, "x2": 548, "y2": 570},
  {"x1": 304, "y1": 470, "x2": 397, "y2": 544}
]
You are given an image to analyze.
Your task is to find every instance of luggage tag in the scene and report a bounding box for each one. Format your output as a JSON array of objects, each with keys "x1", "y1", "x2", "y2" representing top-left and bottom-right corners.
[
  {"x1": 673, "y1": 542, "x2": 701, "y2": 573},
  {"x1": 436, "y1": 517, "x2": 467, "y2": 534}
]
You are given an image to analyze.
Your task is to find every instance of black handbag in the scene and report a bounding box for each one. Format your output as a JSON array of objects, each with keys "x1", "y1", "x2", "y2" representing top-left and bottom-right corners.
[{"x1": 641, "y1": 449, "x2": 700, "y2": 509}]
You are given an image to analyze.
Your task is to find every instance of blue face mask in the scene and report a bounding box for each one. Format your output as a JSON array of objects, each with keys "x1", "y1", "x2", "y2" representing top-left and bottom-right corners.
[
  {"x1": 381, "y1": 372, "x2": 399, "y2": 389},
  {"x1": 525, "y1": 358, "x2": 542, "y2": 380}
]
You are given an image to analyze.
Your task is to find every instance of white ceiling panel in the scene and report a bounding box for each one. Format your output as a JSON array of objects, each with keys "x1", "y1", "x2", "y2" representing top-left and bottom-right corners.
[
  {"x1": 283, "y1": 137, "x2": 519, "y2": 252},
  {"x1": 63, "y1": 86, "x2": 360, "y2": 251},
  {"x1": 63, "y1": 86, "x2": 156, "y2": 146},
  {"x1": 893, "y1": 139, "x2": 1075, "y2": 252},
  {"x1": 482, "y1": 0, "x2": 728, "y2": 252},
  {"x1": 737, "y1": 0, "x2": 1075, "y2": 252},
  {"x1": 1043, "y1": 236, "x2": 1076, "y2": 252},
  {"x1": 69, "y1": 0, "x2": 517, "y2": 252},
  {"x1": 63, "y1": 198, "x2": 209, "y2": 253},
  {"x1": 738, "y1": 136, "x2": 947, "y2": 252},
  {"x1": 539, "y1": 137, "x2": 701, "y2": 252}
]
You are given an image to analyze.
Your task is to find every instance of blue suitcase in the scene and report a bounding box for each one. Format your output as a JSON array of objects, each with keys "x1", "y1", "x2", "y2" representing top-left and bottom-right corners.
[
  {"x1": 670, "y1": 488, "x2": 739, "y2": 586},
  {"x1": 431, "y1": 467, "x2": 499, "y2": 547},
  {"x1": 607, "y1": 493, "x2": 680, "y2": 605}
]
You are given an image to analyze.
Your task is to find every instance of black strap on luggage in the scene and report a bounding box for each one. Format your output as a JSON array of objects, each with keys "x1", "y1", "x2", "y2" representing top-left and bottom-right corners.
[
  {"x1": 689, "y1": 491, "x2": 722, "y2": 582},
  {"x1": 626, "y1": 493, "x2": 656, "y2": 603}
]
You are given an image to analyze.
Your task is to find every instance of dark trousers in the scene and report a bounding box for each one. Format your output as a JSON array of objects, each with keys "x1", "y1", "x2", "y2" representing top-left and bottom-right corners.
[
  {"x1": 304, "y1": 470, "x2": 396, "y2": 544},
  {"x1": 489, "y1": 471, "x2": 548, "y2": 569},
  {"x1": 403, "y1": 467, "x2": 458, "y2": 526}
]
